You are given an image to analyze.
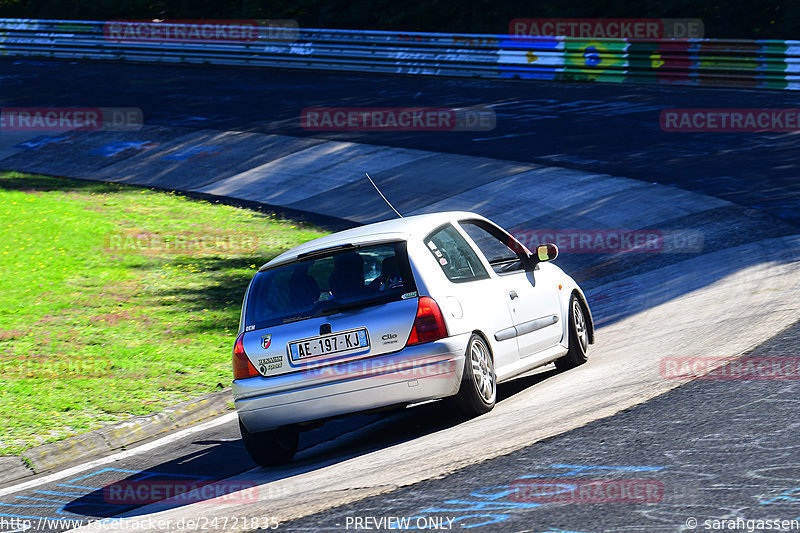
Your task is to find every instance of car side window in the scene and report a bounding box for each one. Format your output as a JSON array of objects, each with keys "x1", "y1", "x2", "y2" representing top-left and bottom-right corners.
[
  {"x1": 425, "y1": 224, "x2": 489, "y2": 283},
  {"x1": 460, "y1": 221, "x2": 524, "y2": 274}
]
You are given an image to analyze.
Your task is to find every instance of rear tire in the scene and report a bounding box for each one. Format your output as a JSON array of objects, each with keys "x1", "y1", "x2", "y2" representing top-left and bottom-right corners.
[
  {"x1": 239, "y1": 420, "x2": 299, "y2": 466},
  {"x1": 452, "y1": 334, "x2": 496, "y2": 417},
  {"x1": 555, "y1": 294, "x2": 589, "y2": 371}
]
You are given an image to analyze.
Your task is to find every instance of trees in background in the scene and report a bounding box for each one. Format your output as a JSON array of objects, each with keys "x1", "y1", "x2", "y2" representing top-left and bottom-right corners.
[{"x1": 0, "y1": 0, "x2": 796, "y2": 39}]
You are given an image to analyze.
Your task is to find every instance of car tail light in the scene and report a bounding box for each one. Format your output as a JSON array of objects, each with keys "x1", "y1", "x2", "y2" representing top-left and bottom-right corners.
[
  {"x1": 232, "y1": 332, "x2": 259, "y2": 379},
  {"x1": 406, "y1": 296, "x2": 448, "y2": 346}
]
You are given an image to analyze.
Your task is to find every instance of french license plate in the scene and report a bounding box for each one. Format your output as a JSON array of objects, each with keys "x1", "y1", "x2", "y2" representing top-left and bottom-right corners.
[{"x1": 289, "y1": 328, "x2": 369, "y2": 360}]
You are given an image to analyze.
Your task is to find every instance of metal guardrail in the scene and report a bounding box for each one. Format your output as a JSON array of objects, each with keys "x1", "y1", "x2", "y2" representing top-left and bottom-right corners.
[{"x1": 0, "y1": 18, "x2": 798, "y2": 90}]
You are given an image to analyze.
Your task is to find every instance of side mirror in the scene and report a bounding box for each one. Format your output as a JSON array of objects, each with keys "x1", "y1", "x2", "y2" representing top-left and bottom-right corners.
[
  {"x1": 525, "y1": 243, "x2": 558, "y2": 270},
  {"x1": 536, "y1": 243, "x2": 559, "y2": 262}
]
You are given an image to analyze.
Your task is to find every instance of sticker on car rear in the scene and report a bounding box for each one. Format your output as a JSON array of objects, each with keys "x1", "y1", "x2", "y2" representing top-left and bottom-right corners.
[
  {"x1": 258, "y1": 355, "x2": 283, "y2": 373},
  {"x1": 261, "y1": 334, "x2": 272, "y2": 349},
  {"x1": 289, "y1": 328, "x2": 370, "y2": 361}
]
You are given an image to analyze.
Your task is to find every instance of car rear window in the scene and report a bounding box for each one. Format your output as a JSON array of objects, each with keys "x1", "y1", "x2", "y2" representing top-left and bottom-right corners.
[{"x1": 245, "y1": 242, "x2": 417, "y2": 329}]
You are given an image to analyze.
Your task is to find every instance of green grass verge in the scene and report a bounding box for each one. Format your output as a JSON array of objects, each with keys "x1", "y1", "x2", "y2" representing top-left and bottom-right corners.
[{"x1": 0, "y1": 172, "x2": 328, "y2": 455}]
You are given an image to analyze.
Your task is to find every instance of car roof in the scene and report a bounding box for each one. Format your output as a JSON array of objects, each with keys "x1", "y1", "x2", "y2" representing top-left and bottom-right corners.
[{"x1": 264, "y1": 211, "x2": 486, "y2": 268}]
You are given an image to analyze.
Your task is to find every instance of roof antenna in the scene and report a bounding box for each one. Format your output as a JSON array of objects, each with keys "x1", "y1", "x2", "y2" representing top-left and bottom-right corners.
[{"x1": 366, "y1": 172, "x2": 403, "y2": 218}]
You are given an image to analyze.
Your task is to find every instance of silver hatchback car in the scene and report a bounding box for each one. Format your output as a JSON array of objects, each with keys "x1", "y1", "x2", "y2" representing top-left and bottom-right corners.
[{"x1": 233, "y1": 211, "x2": 593, "y2": 465}]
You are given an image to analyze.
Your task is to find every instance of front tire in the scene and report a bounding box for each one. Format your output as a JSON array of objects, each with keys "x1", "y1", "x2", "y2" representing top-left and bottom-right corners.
[
  {"x1": 452, "y1": 334, "x2": 496, "y2": 417},
  {"x1": 239, "y1": 420, "x2": 299, "y2": 467},
  {"x1": 555, "y1": 294, "x2": 590, "y2": 371}
]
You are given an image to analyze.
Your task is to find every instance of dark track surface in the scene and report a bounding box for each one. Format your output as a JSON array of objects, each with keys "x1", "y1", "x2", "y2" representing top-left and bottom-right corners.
[
  {"x1": 281, "y1": 320, "x2": 800, "y2": 532},
  {"x1": 0, "y1": 58, "x2": 798, "y2": 227}
]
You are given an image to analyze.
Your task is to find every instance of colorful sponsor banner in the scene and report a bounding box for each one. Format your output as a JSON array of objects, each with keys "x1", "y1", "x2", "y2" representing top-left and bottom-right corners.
[
  {"x1": 757, "y1": 41, "x2": 791, "y2": 90},
  {"x1": 2, "y1": 18, "x2": 800, "y2": 93},
  {"x1": 625, "y1": 40, "x2": 660, "y2": 84},
  {"x1": 695, "y1": 41, "x2": 760, "y2": 88},
  {"x1": 653, "y1": 41, "x2": 693, "y2": 84},
  {"x1": 625, "y1": 41, "x2": 694, "y2": 84},
  {"x1": 562, "y1": 39, "x2": 628, "y2": 82},
  {"x1": 786, "y1": 43, "x2": 800, "y2": 91},
  {"x1": 497, "y1": 37, "x2": 564, "y2": 80},
  {"x1": 660, "y1": 108, "x2": 800, "y2": 132},
  {"x1": 509, "y1": 19, "x2": 703, "y2": 39}
]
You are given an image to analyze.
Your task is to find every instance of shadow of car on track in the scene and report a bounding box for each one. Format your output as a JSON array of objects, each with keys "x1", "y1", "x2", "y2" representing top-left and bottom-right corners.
[{"x1": 61, "y1": 366, "x2": 558, "y2": 520}]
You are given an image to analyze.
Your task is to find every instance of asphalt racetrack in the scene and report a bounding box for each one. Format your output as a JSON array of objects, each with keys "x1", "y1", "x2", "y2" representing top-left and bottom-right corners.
[{"x1": 0, "y1": 58, "x2": 798, "y2": 225}]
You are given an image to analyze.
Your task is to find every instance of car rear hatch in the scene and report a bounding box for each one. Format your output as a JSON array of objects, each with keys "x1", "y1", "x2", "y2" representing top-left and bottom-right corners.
[{"x1": 237, "y1": 241, "x2": 422, "y2": 377}]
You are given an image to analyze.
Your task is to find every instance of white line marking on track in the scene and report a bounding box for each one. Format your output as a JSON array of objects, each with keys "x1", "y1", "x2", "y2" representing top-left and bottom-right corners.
[{"x1": 0, "y1": 412, "x2": 238, "y2": 497}]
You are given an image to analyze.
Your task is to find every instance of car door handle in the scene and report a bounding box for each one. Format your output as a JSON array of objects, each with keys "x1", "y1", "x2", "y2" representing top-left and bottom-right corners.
[{"x1": 509, "y1": 290, "x2": 519, "y2": 300}]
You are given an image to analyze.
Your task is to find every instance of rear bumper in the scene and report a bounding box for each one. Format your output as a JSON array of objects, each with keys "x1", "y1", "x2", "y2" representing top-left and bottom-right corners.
[{"x1": 233, "y1": 334, "x2": 469, "y2": 433}]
